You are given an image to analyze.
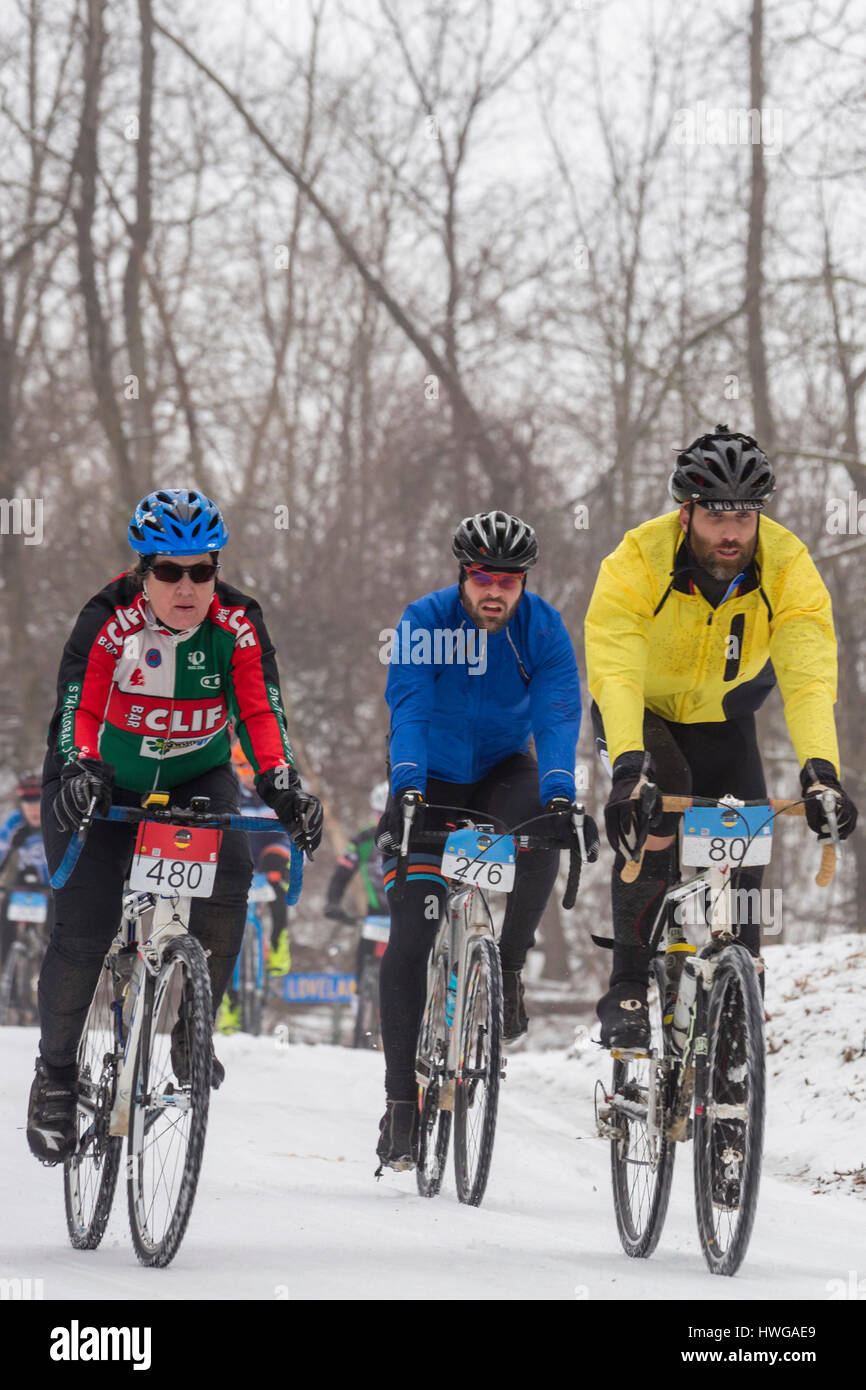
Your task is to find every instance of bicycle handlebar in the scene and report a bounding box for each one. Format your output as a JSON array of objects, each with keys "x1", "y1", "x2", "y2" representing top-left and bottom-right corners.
[
  {"x1": 389, "y1": 801, "x2": 591, "y2": 909},
  {"x1": 51, "y1": 801, "x2": 305, "y2": 904},
  {"x1": 619, "y1": 789, "x2": 838, "y2": 887}
]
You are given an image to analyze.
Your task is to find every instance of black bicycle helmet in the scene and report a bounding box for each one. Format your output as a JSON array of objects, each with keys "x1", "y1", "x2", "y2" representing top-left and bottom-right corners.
[
  {"x1": 451, "y1": 511, "x2": 539, "y2": 571},
  {"x1": 670, "y1": 425, "x2": 775, "y2": 511}
]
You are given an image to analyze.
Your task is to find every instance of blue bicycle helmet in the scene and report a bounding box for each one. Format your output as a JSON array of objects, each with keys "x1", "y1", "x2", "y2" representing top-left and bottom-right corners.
[{"x1": 128, "y1": 489, "x2": 229, "y2": 555}]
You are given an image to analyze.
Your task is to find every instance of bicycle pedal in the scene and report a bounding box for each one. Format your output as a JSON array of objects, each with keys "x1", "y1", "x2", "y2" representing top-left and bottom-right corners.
[
  {"x1": 610, "y1": 1047, "x2": 649, "y2": 1061},
  {"x1": 438, "y1": 1079, "x2": 455, "y2": 1111}
]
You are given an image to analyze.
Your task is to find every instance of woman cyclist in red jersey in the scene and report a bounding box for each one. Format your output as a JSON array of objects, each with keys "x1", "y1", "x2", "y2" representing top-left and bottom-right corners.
[{"x1": 26, "y1": 489, "x2": 322, "y2": 1163}]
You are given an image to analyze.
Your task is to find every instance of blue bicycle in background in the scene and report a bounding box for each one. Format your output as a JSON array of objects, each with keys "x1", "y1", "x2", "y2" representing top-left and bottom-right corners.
[{"x1": 230, "y1": 872, "x2": 275, "y2": 1037}]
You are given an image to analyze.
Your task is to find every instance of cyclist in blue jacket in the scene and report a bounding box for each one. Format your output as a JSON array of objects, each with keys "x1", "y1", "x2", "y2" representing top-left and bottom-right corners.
[
  {"x1": 374, "y1": 510, "x2": 598, "y2": 1170},
  {"x1": 0, "y1": 773, "x2": 51, "y2": 969}
]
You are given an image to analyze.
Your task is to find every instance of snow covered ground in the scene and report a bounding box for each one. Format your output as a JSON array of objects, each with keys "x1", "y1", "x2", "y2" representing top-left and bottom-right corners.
[{"x1": 1, "y1": 934, "x2": 863, "y2": 1302}]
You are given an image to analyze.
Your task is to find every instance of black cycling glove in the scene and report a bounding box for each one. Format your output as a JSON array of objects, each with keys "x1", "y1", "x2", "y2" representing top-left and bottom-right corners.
[
  {"x1": 257, "y1": 766, "x2": 324, "y2": 855},
  {"x1": 800, "y1": 759, "x2": 858, "y2": 841},
  {"x1": 54, "y1": 757, "x2": 115, "y2": 833}
]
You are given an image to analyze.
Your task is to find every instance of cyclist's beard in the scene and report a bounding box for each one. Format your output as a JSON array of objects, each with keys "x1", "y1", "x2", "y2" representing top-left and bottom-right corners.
[
  {"x1": 688, "y1": 529, "x2": 758, "y2": 582},
  {"x1": 460, "y1": 587, "x2": 521, "y2": 633}
]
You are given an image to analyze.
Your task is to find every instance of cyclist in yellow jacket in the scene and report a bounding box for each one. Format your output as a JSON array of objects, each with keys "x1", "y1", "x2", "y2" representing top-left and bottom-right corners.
[{"x1": 585, "y1": 425, "x2": 857, "y2": 1051}]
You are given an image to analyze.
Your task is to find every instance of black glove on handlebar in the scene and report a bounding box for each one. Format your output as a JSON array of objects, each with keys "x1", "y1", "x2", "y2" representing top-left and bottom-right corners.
[
  {"x1": 603, "y1": 751, "x2": 660, "y2": 855},
  {"x1": 375, "y1": 789, "x2": 424, "y2": 856},
  {"x1": 544, "y1": 797, "x2": 601, "y2": 861},
  {"x1": 257, "y1": 766, "x2": 324, "y2": 855},
  {"x1": 800, "y1": 759, "x2": 858, "y2": 841},
  {"x1": 54, "y1": 757, "x2": 115, "y2": 833}
]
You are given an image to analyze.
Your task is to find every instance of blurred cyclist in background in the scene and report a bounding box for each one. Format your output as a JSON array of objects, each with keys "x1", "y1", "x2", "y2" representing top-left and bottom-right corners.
[
  {"x1": 216, "y1": 741, "x2": 296, "y2": 1032},
  {"x1": 0, "y1": 773, "x2": 51, "y2": 970},
  {"x1": 324, "y1": 782, "x2": 389, "y2": 981}
]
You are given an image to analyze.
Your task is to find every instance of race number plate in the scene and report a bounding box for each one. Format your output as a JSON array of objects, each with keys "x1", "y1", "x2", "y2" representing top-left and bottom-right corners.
[
  {"x1": 129, "y1": 821, "x2": 222, "y2": 897},
  {"x1": 361, "y1": 915, "x2": 391, "y2": 944},
  {"x1": 681, "y1": 806, "x2": 773, "y2": 869},
  {"x1": 248, "y1": 873, "x2": 276, "y2": 904},
  {"x1": 8, "y1": 890, "x2": 48, "y2": 923},
  {"x1": 440, "y1": 828, "x2": 516, "y2": 893}
]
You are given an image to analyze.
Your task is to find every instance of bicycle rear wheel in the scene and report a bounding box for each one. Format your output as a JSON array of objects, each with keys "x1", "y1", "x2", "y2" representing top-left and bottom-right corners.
[
  {"x1": 453, "y1": 936, "x2": 502, "y2": 1207},
  {"x1": 353, "y1": 959, "x2": 381, "y2": 1050},
  {"x1": 127, "y1": 934, "x2": 212, "y2": 1267},
  {"x1": 64, "y1": 956, "x2": 122, "y2": 1249},
  {"x1": 694, "y1": 944, "x2": 765, "y2": 1276},
  {"x1": 609, "y1": 961, "x2": 676, "y2": 1257},
  {"x1": 415, "y1": 953, "x2": 451, "y2": 1198}
]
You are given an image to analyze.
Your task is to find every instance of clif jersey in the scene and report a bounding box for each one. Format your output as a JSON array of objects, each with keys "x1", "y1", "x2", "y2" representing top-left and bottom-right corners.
[{"x1": 46, "y1": 573, "x2": 295, "y2": 793}]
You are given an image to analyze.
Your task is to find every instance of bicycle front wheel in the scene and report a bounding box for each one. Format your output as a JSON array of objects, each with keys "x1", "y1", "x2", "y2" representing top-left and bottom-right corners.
[
  {"x1": 415, "y1": 953, "x2": 451, "y2": 1198},
  {"x1": 610, "y1": 961, "x2": 676, "y2": 1258},
  {"x1": 694, "y1": 944, "x2": 765, "y2": 1276},
  {"x1": 0, "y1": 944, "x2": 26, "y2": 1025},
  {"x1": 65, "y1": 956, "x2": 122, "y2": 1250},
  {"x1": 453, "y1": 936, "x2": 502, "y2": 1207},
  {"x1": 127, "y1": 934, "x2": 212, "y2": 1268}
]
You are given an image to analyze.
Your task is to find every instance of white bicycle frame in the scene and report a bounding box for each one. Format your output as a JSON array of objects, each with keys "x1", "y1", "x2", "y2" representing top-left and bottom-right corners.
[
  {"x1": 107, "y1": 890, "x2": 195, "y2": 1136},
  {"x1": 419, "y1": 878, "x2": 500, "y2": 1104}
]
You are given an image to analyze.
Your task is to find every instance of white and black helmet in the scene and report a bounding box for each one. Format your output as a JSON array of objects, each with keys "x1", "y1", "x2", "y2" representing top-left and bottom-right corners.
[
  {"x1": 452, "y1": 510, "x2": 539, "y2": 571},
  {"x1": 670, "y1": 425, "x2": 775, "y2": 511}
]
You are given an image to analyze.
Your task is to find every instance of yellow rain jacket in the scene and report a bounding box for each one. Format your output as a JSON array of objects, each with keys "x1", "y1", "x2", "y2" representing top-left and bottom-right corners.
[{"x1": 585, "y1": 511, "x2": 839, "y2": 772}]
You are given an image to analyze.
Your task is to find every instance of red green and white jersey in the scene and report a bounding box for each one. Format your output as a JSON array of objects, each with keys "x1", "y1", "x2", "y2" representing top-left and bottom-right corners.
[{"x1": 47, "y1": 574, "x2": 295, "y2": 793}]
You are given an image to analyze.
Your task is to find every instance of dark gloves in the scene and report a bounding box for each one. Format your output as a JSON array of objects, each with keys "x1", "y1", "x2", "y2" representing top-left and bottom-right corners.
[
  {"x1": 54, "y1": 757, "x2": 115, "y2": 832},
  {"x1": 375, "y1": 789, "x2": 424, "y2": 856},
  {"x1": 800, "y1": 759, "x2": 858, "y2": 841},
  {"x1": 544, "y1": 797, "x2": 601, "y2": 860},
  {"x1": 604, "y1": 751, "x2": 660, "y2": 855},
  {"x1": 256, "y1": 765, "x2": 323, "y2": 855}
]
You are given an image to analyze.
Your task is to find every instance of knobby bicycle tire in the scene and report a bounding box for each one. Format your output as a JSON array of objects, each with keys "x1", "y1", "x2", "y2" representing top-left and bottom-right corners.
[
  {"x1": 353, "y1": 959, "x2": 381, "y2": 1050},
  {"x1": 127, "y1": 933, "x2": 212, "y2": 1268},
  {"x1": 416, "y1": 953, "x2": 452, "y2": 1198},
  {"x1": 453, "y1": 935, "x2": 503, "y2": 1207},
  {"x1": 610, "y1": 960, "x2": 676, "y2": 1258},
  {"x1": 693, "y1": 943, "x2": 765, "y2": 1276},
  {"x1": 64, "y1": 957, "x2": 123, "y2": 1250}
]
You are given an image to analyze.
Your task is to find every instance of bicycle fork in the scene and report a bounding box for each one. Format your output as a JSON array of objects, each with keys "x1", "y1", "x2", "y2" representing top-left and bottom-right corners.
[{"x1": 109, "y1": 895, "x2": 193, "y2": 1137}]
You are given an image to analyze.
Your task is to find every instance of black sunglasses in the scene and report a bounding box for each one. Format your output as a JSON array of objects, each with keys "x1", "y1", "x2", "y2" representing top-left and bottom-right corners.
[{"x1": 148, "y1": 560, "x2": 219, "y2": 584}]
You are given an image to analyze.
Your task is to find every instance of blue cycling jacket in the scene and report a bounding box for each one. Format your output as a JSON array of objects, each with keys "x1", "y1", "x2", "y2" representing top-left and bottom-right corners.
[
  {"x1": 384, "y1": 585, "x2": 581, "y2": 802},
  {"x1": 0, "y1": 810, "x2": 50, "y2": 884}
]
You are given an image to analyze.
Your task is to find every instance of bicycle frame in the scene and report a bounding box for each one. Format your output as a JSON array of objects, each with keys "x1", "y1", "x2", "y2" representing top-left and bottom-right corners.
[
  {"x1": 102, "y1": 890, "x2": 196, "y2": 1138},
  {"x1": 423, "y1": 879, "x2": 498, "y2": 1098}
]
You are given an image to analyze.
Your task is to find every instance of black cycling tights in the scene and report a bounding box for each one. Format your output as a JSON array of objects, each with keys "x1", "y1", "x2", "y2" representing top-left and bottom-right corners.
[
  {"x1": 379, "y1": 753, "x2": 559, "y2": 1102},
  {"x1": 591, "y1": 705, "x2": 767, "y2": 977},
  {"x1": 39, "y1": 758, "x2": 252, "y2": 1070}
]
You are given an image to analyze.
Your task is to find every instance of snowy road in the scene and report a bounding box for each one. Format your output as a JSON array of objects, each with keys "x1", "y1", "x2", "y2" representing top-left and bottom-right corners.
[{"x1": 2, "y1": 1015, "x2": 863, "y2": 1303}]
